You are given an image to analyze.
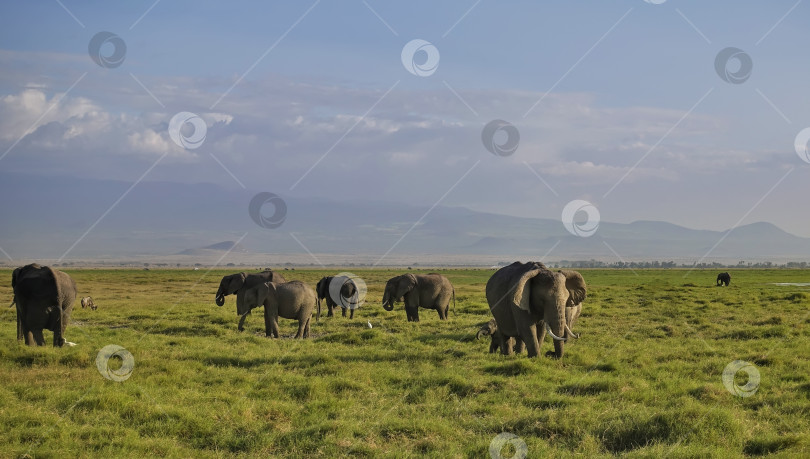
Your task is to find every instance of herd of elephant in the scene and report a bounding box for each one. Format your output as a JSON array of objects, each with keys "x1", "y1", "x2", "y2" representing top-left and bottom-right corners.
[
  {"x1": 9, "y1": 262, "x2": 734, "y2": 358},
  {"x1": 8, "y1": 261, "x2": 593, "y2": 359}
]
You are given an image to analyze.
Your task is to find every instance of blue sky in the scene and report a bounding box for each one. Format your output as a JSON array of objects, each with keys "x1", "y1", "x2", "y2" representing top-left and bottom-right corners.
[{"x1": 0, "y1": 0, "x2": 808, "y2": 239}]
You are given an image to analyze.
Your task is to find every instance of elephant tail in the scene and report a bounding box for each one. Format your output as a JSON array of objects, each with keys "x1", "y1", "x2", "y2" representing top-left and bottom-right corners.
[{"x1": 316, "y1": 298, "x2": 321, "y2": 323}]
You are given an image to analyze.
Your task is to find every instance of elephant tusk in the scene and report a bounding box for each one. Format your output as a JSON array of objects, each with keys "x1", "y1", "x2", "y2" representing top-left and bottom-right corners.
[
  {"x1": 565, "y1": 324, "x2": 579, "y2": 339},
  {"x1": 545, "y1": 322, "x2": 567, "y2": 341}
]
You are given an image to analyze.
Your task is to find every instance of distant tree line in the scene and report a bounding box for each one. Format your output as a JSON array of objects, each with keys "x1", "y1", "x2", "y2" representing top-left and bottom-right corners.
[{"x1": 545, "y1": 260, "x2": 810, "y2": 269}]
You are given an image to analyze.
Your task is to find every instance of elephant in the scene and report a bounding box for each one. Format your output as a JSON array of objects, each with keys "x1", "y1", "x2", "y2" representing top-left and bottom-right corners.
[
  {"x1": 80, "y1": 296, "x2": 97, "y2": 310},
  {"x1": 716, "y1": 272, "x2": 731, "y2": 287},
  {"x1": 239, "y1": 281, "x2": 320, "y2": 338},
  {"x1": 215, "y1": 270, "x2": 286, "y2": 331},
  {"x1": 476, "y1": 318, "x2": 524, "y2": 354},
  {"x1": 316, "y1": 275, "x2": 359, "y2": 318},
  {"x1": 381, "y1": 273, "x2": 455, "y2": 321},
  {"x1": 11, "y1": 263, "x2": 77, "y2": 347},
  {"x1": 485, "y1": 262, "x2": 586, "y2": 358}
]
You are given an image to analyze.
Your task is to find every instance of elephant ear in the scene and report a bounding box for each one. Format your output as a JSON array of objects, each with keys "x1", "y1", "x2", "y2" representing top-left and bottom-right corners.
[
  {"x1": 241, "y1": 282, "x2": 270, "y2": 314},
  {"x1": 395, "y1": 274, "x2": 417, "y2": 299},
  {"x1": 559, "y1": 270, "x2": 587, "y2": 307},
  {"x1": 11, "y1": 267, "x2": 20, "y2": 289},
  {"x1": 509, "y1": 267, "x2": 545, "y2": 312},
  {"x1": 316, "y1": 277, "x2": 329, "y2": 300},
  {"x1": 229, "y1": 272, "x2": 248, "y2": 292}
]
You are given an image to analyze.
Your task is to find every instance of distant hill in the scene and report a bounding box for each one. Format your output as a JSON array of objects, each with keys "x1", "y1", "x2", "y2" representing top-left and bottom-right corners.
[
  {"x1": 178, "y1": 241, "x2": 249, "y2": 256},
  {"x1": 2, "y1": 172, "x2": 810, "y2": 263}
]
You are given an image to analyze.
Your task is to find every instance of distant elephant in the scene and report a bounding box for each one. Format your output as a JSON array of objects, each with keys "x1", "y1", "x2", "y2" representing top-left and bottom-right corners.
[
  {"x1": 716, "y1": 272, "x2": 731, "y2": 287},
  {"x1": 11, "y1": 263, "x2": 77, "y2": 347},
  {"x1": 80, "y1": 296, "x2": 97, "y2": 310},
  {"x1": 381, "y1": 273, "x2": 455, "y2": 321},
  {"x1": 239, "y1": 281, "x2": 320, "y2": 338},
  {"x1": 316, "y1": 276, "x2": 359, "y2": 318},
  {"x1": 476, "y1": 318, "x2": 524, "y2": 354},
  {"x1": 559, "y1": 269, "x2": 586, "y2": 340},
  {"x1": 215, "y1": 270, "x2": 287, "y2": 331},
  {"x1": 485, "y1": 262, "x2": 586, "y2": 358}
]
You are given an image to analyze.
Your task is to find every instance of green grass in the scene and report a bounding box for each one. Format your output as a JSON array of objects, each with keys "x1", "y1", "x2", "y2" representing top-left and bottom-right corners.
[{"x1": 1, "y1": 268, "x2": 809, "y2": 457}]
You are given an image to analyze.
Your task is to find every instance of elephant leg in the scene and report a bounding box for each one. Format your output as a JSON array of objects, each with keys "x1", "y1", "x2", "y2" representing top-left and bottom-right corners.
[
  {"x1": 537, "y1": 320, "x2": 547, "y2": 346},
  {"x1": 327, "y1": 305, "x2": 334, "y2": 317},
  {"x1": 341, "y1": 307, "x2": 347, "y2": 318},
  {"x1": 499, "y1": 336, "x2": 514, "y2": 355},
  {"x1": 436, "y1": 306, "x2": 446, "y2": 320},
  {"x1": 294, "y1": 319, "x2": 305, "y2": 339},
  {"x1": 32, "y1": 329, "x2": 46, "y2": 346},
  {"x1": 301, "y1": 317, "x2": 311, "y2": 338},
  {"x1": 349, "y1": 308, "x2": 354, "y2": 319},
  {"x1": 269, "y1": 317, "x2": 280, "y2": 338},
  {"x1": 263, "y1": 307, "x2": 280, "y2": 338},
  {"x1": 514, "y1": 310, "x2": 541, "y2": 357},
  {"x1": 489, "y1": 337, "x2": 499, "y2": 353},
  {"x1": 237, "y1": 312, "x2": 249, "y2": 332},
  {"x1": 514, "y1": 337, "x2": 525, "y2": 354}
]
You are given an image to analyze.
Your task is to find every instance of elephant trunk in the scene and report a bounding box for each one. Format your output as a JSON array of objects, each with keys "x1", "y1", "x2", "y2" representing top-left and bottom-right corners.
[
  {"x1": 382, "y1": 290, "x2": 394, "y2": 311},
  {"x1": 215, "y1": 290, "x2": 225, "y2": 306},
  {"x1": 476, "y1": 329, "x2": 488, "y2": 340}
]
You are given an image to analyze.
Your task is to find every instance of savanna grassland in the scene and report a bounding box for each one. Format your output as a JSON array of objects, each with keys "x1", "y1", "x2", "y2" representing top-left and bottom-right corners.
[{"x1": 1, "y1": 268, "x2": 809, "y2": 458}]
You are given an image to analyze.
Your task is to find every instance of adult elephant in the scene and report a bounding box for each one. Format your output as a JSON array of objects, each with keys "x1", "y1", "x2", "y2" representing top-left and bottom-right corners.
[
  {"x1": 239, "y1": 281, "x2": 320, "y2": 338},
  {"x1": 381, "y1": 273, "x2": 455, "y2": 321},
  {"x1": 485, "y1": 262, "x2": 586, "y2": 358},
  {"x1": 716, "y1": 272, "x2": 731, "y2": 287},
  {"x1": 215, "y1": 270, "x2": 286, "y2": 331},
  {"x1": 316, "y1": 275, "x2": 358, "y2": 319},
  {"x1": 11, "y1": 263, "x2": 77, "y2": 347}
]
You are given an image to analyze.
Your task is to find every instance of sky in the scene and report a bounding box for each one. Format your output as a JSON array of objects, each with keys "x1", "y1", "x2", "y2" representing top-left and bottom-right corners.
[{"x1": 1, "y1": 0, "x2": 809, "y2": 241}]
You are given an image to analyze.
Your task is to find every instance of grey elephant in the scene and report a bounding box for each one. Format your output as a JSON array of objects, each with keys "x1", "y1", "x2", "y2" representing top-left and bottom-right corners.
[
  {"x1": 485, "y1": 262, "x2": 586, "y2": 358},
  {"x1": 716, "y1": 272, "x2": 731, "y2": 287},
  {"x1": 80, "y1": 296, "x2": 97, "y2": 310},
  {"x1": 239, "y1": 281, "x2": 320, "y2": 338},
  {"x1": 316, "y1": 276, "x2": 358, "y2": 319},
  {"x1": 381, "y1": 273, "x2": 455, "y2": 321},
  {"x1": 215, "y1": 270, "x2": 286, "y2": 331},
  {"x1": 11, "y1": 263, "x2": 77, "y2": 347},
  {"x1": 476, "y1": 318, "x2": 524, "y2": 354}
]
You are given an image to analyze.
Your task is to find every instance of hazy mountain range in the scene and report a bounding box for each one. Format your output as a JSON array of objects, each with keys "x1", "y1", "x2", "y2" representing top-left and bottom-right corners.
[{"x1": 1, "y1": 173, "x2": 809, "y2": 265}]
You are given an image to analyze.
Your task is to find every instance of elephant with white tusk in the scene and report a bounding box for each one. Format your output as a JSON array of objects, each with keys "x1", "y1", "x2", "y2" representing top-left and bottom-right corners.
[
  {"x1": 215, "y1": 270, "x2": 286, "y2": 331},
  {"x1": 381, "y1": 273, "x2": 454, "y2": 322},
  {"x1": 485, "y1": 262, "x2": 586, "y2": 358}
]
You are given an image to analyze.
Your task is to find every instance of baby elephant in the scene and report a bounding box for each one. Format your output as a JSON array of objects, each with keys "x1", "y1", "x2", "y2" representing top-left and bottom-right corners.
[
  {"x1": 716, "y1": 272, "x2": 731, "y2": 287},
  {"x1": 80, "y1": 296, "x2": 97, "y2": 310},
  {"x1": 239, "y1": 281, "x2": 320, "y2": 338},
  {"x1": 476, "y1": 318, "x2": 524, "y2": 353}
]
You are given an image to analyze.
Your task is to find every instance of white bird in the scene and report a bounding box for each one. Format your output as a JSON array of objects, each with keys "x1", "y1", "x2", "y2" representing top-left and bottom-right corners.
[
  {"x1": 367, "y1": 320, "x2": 373, "y2": 329},
  {"x1": 64, "y1": 341, "x2": 77, "y2": 346}
]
